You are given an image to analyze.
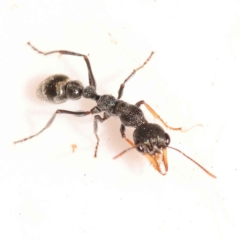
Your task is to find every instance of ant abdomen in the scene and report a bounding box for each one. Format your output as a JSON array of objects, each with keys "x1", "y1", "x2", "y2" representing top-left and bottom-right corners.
[{"x1": 37, "y1": 74, "x2": 84, "y2": 104}]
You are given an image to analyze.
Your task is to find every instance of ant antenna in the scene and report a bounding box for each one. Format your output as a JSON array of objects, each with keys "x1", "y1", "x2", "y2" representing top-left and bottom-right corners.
[
  {"x1": 113, "y1": 145, "x2": 216, "y2": 178},
  {"x1": 167, "y1": 146, "x2": 216, "y2": 178},
  {"x1": 181, "y1": 124, "x2": 203, "y2": 132},
  {"x1": 113, "y1": 144, "x2": 141, "y2": 159}
]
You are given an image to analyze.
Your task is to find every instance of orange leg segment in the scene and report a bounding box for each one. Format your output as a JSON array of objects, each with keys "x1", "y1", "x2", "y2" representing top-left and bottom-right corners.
[{"x1": 136, "y1": 101, "x2": 202, "y2": 131}]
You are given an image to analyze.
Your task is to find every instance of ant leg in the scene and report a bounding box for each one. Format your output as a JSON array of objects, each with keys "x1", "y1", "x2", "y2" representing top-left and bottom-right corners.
[
  {"x1": 120, "y1": 123, "x2": 132, "y2": 150},
  {"x1": 117, "y1": 52, "x2": 154, "y2": 99},
  {"x1": 135, "y1": 100, "x2": 202, "y2": 131},
  {"x1": 120, "y1": 124, "x2": 126, "y2": 138},
  {"x1": 120, "y1": 124, "x2": 132, "y2": 146},
  {"x1": 14, "y1": 109, "x2": 91, "y2": 144},
  {"x1": 120, "y1": 124, "x2": 136, "y2": 149},
  {"x1": 93, "y1": 112, "x2": 110, "y2": 157},
  {"x1": 27, "y1": 42, "x2": 96, "y2": 88},
  {"x1": 119, "y1": 124, "x2": 136, "y2": 151}
]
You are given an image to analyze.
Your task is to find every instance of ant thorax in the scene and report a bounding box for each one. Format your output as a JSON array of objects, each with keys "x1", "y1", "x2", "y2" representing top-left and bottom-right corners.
[
  {"x1": 133, "y1": 123, "x2": 170, "y2": 155},
  {"x1": 114, "y1": 100, "x2": 147, "y2": 128}
]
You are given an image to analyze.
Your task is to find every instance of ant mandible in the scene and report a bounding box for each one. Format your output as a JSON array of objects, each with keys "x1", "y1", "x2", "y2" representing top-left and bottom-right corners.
[{"x1": 14, "y1": 42, "x2": 216, "y2": 178}]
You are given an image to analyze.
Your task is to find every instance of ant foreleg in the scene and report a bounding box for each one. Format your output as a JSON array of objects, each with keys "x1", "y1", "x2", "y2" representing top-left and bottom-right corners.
[
  {"x1": 135, "y1": 100, "x2": 202, "y2": 131},
  {"x1": 120, "y1": 124, "x2": 126, "y2": 138},
  {"x1": 27, "y1": 42, "x2": 96, "y2": 88},
  {"x1": 117, "y1": 51, "x2": 154, "y2": 99},
  {"x1": 14, "y1": 110, "x2": 91, "y2": 144},
  {"x1": 93, "y1": 112, "x2": 110, "y2": 157}
]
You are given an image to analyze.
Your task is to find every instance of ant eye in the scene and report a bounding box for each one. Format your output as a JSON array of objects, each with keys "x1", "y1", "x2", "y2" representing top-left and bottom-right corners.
[
  {"x1": 165, "y1": 133, "x2": 170, "y2": 145},
  {"x1": 137, "y1": 145, "x2": 145, "y2": 153}
]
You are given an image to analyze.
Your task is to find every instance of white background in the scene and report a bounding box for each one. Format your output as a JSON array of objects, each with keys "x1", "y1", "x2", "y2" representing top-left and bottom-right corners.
[{"x1": 1, "y1": 0, "x2": 239, "y2": 239}]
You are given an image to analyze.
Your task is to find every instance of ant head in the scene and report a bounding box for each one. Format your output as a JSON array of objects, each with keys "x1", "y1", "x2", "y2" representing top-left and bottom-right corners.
[
  {"x1": 131, "y1": 123, "x2": 216, "y2": 178},
  {"x1": 133, "y1": 123, "x2": 170, "y2": 155},
  {"x1": 133, "y1": 123, "x2": 170, "y2": 174}
]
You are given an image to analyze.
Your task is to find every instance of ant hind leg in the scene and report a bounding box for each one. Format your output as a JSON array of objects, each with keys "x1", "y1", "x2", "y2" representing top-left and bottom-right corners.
[
  {"x1": 14, "y1": 110, "x2": 91, "y2": 144},
  {"x1": 27, "y1": 42, "x2": 97, "y2": 88}
]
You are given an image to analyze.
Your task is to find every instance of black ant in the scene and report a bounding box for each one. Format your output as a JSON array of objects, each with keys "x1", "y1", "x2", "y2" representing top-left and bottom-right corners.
[{"x1": 14, "y1": 42, "x2": 216, "y2": 178}]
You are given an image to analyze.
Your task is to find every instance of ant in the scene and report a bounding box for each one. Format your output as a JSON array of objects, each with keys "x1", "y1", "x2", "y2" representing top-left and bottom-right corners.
[{"x1": 14, "y1": 42, "x2": 216, "y2": 178}]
